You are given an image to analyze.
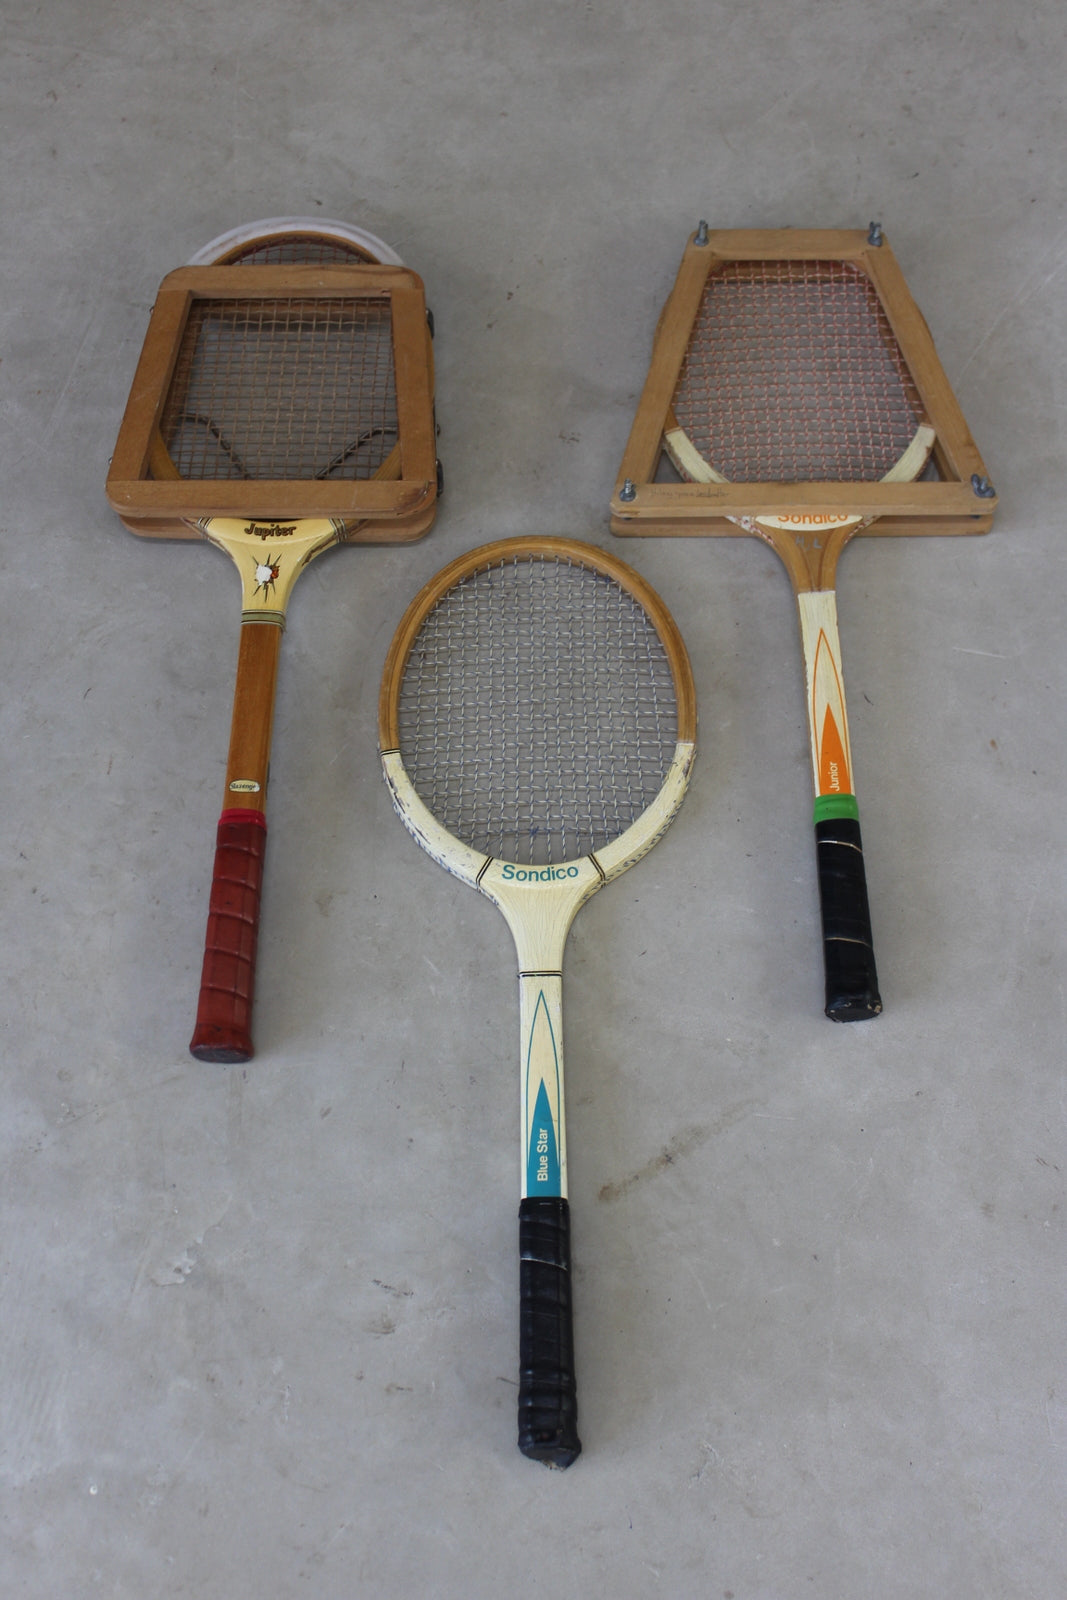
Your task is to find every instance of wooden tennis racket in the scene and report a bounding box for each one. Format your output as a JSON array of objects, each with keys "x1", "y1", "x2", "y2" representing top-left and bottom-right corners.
[
  {"x1": 379, "y1": 538, "x2": 697, "y2": 1466},
  {"x1": 107, "y1": 222, "x2": 438, "y2": 1061},
  {"x1": 612, "y1": 229, "x2": 996, "y2": 1020},
  {"x1": 664, "y1": 256, "x2": 937, "y2": 1018}
]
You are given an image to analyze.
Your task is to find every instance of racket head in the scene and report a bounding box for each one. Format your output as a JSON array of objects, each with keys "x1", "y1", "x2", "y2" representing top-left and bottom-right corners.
[
  {"x1": 610, "y1": 228, "x2": 996, "y2": 541},
  {"x1": 187, "y1": 217, "x2": 403, "y2": 268},
  {"x1": 107, "y1": 234, "x2": 436, "y2": 541},
  {"x1": 668, "y1": 257, "x2": 929, "y2": 488},
  {"x1": 379, "y1": 537, "x2": 697, "y2": 885}
]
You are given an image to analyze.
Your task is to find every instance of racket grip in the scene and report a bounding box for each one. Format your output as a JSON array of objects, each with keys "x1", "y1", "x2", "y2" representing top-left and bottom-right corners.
[
  {"x1": 517, "y1": 1196, "x2": 581, "y2": 1468},
  {"x1": 189, "y1": 811, "x2": 268, "y2": 1063},
  {"x1": 815, "y1": 815, "x2": 882, "y2": 1021}
]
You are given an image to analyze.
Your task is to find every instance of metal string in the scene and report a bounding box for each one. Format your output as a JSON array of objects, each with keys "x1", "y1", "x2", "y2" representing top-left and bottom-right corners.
[
  {"x1": 673, "y1": 259, "x2": 924, "y2": 482},
  {"x1": 158, "y1": 296, "x2": 398, "y2": 479}
]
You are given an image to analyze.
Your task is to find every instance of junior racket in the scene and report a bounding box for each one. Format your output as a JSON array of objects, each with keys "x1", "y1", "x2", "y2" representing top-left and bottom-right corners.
[
  {"x1": 612, "y1": 229, "x2": 996, "y2": 1019},
  {"x1": 107, "y1": 222, "x2": 438, "y2": 1061},
  {"x1": 379, "y1": 537, "x2": 697, "y2": 1466},
  {"x1": 662, "y1": 256, "x2": 937, "y2": 1018}
]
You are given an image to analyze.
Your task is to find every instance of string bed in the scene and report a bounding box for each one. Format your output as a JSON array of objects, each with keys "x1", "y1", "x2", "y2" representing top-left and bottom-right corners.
[
  {"x1": 158, "y1": 296, "x2": 397, "y2": 480},
  {"x1": 673, "y1": 260, "x2": 924, "y2": 483},
  {"x1": 397, "y1": 555, "x2": 678, "y2": 865}
]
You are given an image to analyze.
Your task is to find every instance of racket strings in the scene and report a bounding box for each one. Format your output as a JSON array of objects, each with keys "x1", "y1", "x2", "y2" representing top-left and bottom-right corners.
[
  {"x1": 397, "y1": 557, "x2": 678, "y2": 864},
  {"x1": 673, "y1": 260, "x2": 925, "y2": 482},
  {"x1": 158, "y1": 296, "x2": 397, "y2": 480}
]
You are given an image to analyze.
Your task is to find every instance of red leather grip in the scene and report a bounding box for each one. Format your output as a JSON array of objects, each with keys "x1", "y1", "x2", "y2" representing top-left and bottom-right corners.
[{"x1": 189, "y1": 812, "x2": 268, "y2": 1062}]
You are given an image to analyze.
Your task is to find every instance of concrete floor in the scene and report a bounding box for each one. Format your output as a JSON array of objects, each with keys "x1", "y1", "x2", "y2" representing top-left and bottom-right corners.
[{"x1": 2, "y1": 2, "x2": 1064, "y2": 1595}]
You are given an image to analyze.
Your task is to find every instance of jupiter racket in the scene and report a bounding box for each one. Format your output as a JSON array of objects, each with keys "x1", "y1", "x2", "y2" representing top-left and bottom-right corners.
[
  {"x1": 107, "y1": 221, "x2": 438, "y2": 1060},
  {"x1": 612, "y1": 227, "x2": 996, "y2": 1019},
  {"x1": 379, "y1": 537, "x2": 697, "y2": 1466}
]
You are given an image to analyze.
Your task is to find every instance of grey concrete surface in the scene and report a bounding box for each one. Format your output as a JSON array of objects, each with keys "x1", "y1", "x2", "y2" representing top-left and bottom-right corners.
[{"x1": 2, "y1": 2, "x2": 1064, "y2": 1596}]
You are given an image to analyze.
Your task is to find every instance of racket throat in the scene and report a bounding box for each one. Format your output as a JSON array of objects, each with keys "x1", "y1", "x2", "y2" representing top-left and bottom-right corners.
[
  {"x1": 518, "y1": 971, "x2": 568, "y2": 1200},
  {"x1": 797, "y1": 590, "x2": 855, "y2": 802},
  {"x1": 198, "y1": 516, "x2": 343, "y2": 619},
  {"x1": 222, "y1": 621, "x2": 284, "y2": 808},
  {"x1": 483, "y1": 863, "x2": 600, "y2": 1202}
]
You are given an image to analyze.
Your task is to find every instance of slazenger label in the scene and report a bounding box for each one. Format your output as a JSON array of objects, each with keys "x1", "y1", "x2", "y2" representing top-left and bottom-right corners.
[
  {"x1": 501, "y1": 863, "x2": 580, "y2": 882},
  {"x1": 228, "y1": 779, "x2": 261, "y2": 793}
]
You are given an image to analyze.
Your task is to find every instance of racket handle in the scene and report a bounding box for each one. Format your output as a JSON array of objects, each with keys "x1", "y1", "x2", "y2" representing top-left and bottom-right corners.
[
  {"x1": 189, "y1": 811, "x2": 268, "y2": 1062},
  {"x1": 815, "y1": 815, "x2": 882, "y2": 1021},
  {"x1": 517, "y1": 1196, "x2": 581, "y2": 1468}
]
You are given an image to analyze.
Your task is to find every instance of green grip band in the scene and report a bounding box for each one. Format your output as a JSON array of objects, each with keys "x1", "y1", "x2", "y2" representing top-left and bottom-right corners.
[{"x1": 813, "y1": 793, "x2": 860, "y2": 825}]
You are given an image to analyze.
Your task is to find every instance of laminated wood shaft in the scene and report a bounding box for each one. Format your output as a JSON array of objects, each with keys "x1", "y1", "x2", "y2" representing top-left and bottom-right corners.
[{"x1": 223, "y1": 621, "x2": 284, "y2": 808}]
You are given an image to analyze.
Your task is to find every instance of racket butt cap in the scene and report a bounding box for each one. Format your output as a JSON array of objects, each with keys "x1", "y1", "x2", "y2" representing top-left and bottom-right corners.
[
  {"x1": 189, "y1": 1029, "x2": 253, "y2": 1064},
  {"x1": 517, "y1": 1196, "x2": 581, "y2": 1468},
  {"x1": 823, "y1": 950, "x2": 883, "y2": 1022}
]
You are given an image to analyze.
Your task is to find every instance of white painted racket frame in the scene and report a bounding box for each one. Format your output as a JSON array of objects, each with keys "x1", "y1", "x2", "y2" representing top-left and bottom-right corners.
[{"x1": 381, "y1": 741, "x2": 696, "y2": 1195}]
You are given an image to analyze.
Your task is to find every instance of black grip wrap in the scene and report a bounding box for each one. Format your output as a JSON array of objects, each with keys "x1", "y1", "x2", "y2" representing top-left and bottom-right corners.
[
  {"x1": 517, "y1": 1196, "x2": 581, "y2": 1468},
  {"x1": 815, "y1": 816, "x2": 882, "y2": 1021}
]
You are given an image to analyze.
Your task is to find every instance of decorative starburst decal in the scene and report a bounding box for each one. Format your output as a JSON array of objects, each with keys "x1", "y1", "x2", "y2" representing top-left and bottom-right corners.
[{"x1": 252, "y1": 553, "x2": 282, "y2": 599}]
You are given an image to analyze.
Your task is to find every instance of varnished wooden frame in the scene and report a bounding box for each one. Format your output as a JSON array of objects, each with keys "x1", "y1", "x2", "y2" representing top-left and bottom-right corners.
[
  {"x1": 379, "y1": 536, "x2": 697, "y2": 754},
  {"x1": 107, "y1": 263, "x2": 438, "y2": 542},
  {"x1": 610, "y1": 228, "x2": 996, "y2": 539}
]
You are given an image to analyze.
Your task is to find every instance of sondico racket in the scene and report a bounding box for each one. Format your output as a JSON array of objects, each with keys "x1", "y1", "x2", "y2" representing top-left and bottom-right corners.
[
  {"x1": 379, "y1": 538, "x2": 696, "y2": 1466},
  {"x1": 107, "y1": 220, "x2": 437, "y2": 1060},
  {"x1": 662, "y1": 256, "x2": 938, "y2": 1018}
]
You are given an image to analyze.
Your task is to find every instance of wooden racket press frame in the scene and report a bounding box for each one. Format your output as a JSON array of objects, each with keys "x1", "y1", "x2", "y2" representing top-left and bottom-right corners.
[
  {"x1": 107, "y1": 261, "x2": 438, "y2": 543},
  {"x1": 610, "y1": 226, "x2": 996, "y2": 542}
]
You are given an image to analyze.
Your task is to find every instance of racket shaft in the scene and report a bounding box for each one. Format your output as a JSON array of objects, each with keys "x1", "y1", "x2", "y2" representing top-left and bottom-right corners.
[
  {"x1": 189, "y1": 621, "x2": 282, "y2": 1061},
  {"x1": 797, "y1": 592, "x2": 881, "y2": 1020},
  {"x1": 516, "y1": 970, "x2": 581, "y2": 1466}
]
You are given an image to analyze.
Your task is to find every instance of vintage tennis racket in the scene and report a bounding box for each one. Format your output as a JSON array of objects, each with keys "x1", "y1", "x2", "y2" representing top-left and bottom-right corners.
[
  {"x1": 664, "y1": 256, "x2": 936, "y2": 1019},
  {"x1": 379, "y1": 538, "x2": 697, "y2": 1466},
  {"x1": 612, "y1": 229, "x2": 996, "y2": 1020},
  {"x1": 107, "y1": 221, "x2": 438, "y2": 1061}
]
